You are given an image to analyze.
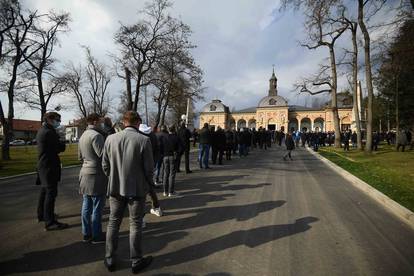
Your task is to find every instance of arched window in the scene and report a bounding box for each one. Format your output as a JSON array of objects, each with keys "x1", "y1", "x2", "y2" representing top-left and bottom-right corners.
[
  {"x1": 210, "y1": 105, "x2": 217, "y2": 111},
  {"x1": 269, "y1": 98, "x2": 277, "y2": 105}
]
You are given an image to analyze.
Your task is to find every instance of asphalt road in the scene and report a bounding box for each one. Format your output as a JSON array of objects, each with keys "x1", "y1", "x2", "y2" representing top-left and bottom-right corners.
[{"x1": 0, "y1": 145, "x2": 413, "y2": 276}]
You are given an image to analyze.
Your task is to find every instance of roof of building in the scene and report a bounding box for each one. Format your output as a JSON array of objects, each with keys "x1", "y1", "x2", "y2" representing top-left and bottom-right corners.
[
  {"x1": 232, "y1": 107, "x2": 257, "y2": 113},
  {"x1": 257, "y1": 95, "x2": 288, "y2": 107},
  {"x1": 0, "y1": 119, "x2": 42, "y2": 132},
  {"x1": 201, "y1": 99, "x2": 229, "y2": 113},
  {"x1": 288, "y1": 105, "x2": 323, "y2": 111}
]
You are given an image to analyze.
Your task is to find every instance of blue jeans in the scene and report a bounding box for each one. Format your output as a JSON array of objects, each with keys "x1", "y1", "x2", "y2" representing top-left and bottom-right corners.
[
  {"x1": 82, "y1": 195, "x2": 105, "y2": 238},
  {"x1": 239, "y1": 144, "x2": 247, "y2": 157},
  {"x1": 198, "y1": 143, "x2": 210, "y2": 168}
]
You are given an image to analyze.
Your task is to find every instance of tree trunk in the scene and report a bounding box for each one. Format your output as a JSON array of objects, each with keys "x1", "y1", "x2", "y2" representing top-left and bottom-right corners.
[
  {"x1": 358, "y1": 0, "x2": 373, "y2": 153},
  {"x1": 133, "y1": 74, "x2": 142, "y2": 112},
  {"x1": 329, "y1": 45, "x2": 341, "y2": 148},
  {"x1": 37, "y1": 73, "x2": 47, "y2": 121},
  {"x1": 351, "y1": 23, "x2": 363, "y2": 150},
  {"x1": 125, "y1": 67, "x2": 132, "y2": 110},
  {"x1": 0, "y1": 99, "x2": 11, "y2": 161},
  {"x1": 395, "y1": 74, "x2": 399, "y2": 149}
]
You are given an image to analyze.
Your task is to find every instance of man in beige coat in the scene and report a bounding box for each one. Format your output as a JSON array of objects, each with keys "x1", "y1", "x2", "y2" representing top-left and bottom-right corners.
[{"x1": 102, "y1": 111, "x2": 153, "y2": 274}]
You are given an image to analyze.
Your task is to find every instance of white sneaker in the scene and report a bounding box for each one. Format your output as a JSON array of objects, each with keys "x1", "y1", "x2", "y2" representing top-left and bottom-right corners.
[
  {"x1": 150, "y1": 207, "x2": 163, "y2": 217},
  {"x1": 163, "y1": 192, "x2": 167, "y2": 197},
  {"x1": 142, "y1": 219, "x2": 146, "y2": 229},
  {"x1": 168, "y1": 192, "x2": 180, "y2": 197}
]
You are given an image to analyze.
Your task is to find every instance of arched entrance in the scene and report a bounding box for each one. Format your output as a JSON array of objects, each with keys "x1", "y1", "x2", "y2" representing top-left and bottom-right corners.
[
  {"x1": 267, "y1": 118, "x2": 277, "y2": 131},
  {"x1": 300, "y1": 118, "x2": 311, "y2": 132},
  {"x1": 288, "y1": 118, "x2": 298, "y2": 132},
  {"x1": 248, "y1": 119, "x2": 256, "y2": 129},
  {"x1": 237, "y1": 119, "x2": 246, "y2": 129},
  {"x1": 314, "y1": 118, "x2": 324, "y2": 132}
]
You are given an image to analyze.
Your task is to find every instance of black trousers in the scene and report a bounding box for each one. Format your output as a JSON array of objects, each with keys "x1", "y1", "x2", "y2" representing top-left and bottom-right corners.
[
  {"x1": 175, "y1": 148, "x2": 190, "y2": 172},
  {"x1": 212, "y1": 147, "x2": 224, "y2": 164},
  {"x1": 225, "y1": 145, "x2": 232, "y2": 160},
  {"x1": 37, "y1": 184, "x2": 58, "y2": 226}
]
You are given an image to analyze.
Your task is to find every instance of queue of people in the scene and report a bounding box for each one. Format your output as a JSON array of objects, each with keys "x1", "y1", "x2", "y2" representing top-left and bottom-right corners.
[{"x1": 35, "y1": 110, "x2": 412, "y2": 273}]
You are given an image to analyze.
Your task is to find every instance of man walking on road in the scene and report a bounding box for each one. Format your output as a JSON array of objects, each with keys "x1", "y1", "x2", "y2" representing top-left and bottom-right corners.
[
  {"x1": 36, "y1": 111, "x2": 68, "y2": 231},
  {"x1": 78, "y1": 113, "x2": 107, "y2": 243},
  {"x1": 102, "y1": 111, "x2": 153, "y2": 274},
  {"x1": 283, "y1": 131, "x2": 295, "y2": 161}
]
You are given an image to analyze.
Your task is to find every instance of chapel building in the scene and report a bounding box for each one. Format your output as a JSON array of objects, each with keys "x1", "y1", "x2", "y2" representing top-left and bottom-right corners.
[{"x1": 199, "y1": 69, "x2": 358, "y2": 132}]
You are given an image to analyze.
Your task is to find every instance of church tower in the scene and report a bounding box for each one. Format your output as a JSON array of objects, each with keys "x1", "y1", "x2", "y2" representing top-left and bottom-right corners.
[{"x1": 268, "y1": 66, "x2": 278, "y2": 96}]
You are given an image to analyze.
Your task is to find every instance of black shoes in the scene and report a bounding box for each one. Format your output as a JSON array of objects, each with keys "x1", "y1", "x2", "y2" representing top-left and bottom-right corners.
[
  {"x1": 91, "y1": 235, "x2": 106, "y2": 244},
  {"x1": 83, "y1": 235, "x2": 92, "y2": 243},
  {"x1": 104, "y1": 258, "x2": 116, "y2": 272},
  {"x1": 44, "y1": 221, "x2": 69, "y2": 231},
  {"x1": 132, "y1": 256, "x2": 153, "y2": 274}
]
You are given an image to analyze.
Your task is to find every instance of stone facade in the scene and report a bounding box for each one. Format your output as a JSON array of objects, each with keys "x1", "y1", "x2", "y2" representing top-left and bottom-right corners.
[{"x1": 200, "y1": 70, "x2": 356, "y2": 132}]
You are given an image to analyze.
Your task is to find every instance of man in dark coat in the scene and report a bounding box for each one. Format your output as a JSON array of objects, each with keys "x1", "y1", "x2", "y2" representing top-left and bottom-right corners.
[
  {"x1": 212, "y1": 126, "x2": 226, "y2": 165},
  {"x1": 283, "y1": 132, "x2": 295, "y2": 161},
  {"x1": 177, "y1": 122, "x2": 192, "y2": 173},
  {"x1": 198, "y1": 123, "x2": 211, "y2": 169},
  {"x1": 224, "y1": 128, "x2": 234, "y2": 160},
  {"x1": 36, "y1": 111, "x2": 68, "y2": 230}
]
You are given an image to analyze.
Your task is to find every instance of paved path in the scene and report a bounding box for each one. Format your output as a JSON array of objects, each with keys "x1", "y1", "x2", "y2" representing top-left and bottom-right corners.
[{"x1": 0, "y1": 145, "x2": 413, "y2": 275}]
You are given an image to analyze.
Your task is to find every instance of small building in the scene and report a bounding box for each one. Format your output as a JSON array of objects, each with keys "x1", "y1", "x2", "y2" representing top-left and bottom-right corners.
[
  {"x1": 65, "y1": 119, "x2": 85, "y2": 142},
  {"x1": 199, "y1": 69, "x2": 357, "y2": 132},
  {"x1": 0, "y1": 119, "x2": 42, "y2": 141}
]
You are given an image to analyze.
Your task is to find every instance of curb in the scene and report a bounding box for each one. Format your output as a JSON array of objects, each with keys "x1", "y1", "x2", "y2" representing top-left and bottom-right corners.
[
  {"x1": 306, "y1": 146, "x2": 414, "y2": 230},
  {"x1": 0, "y1": 164, "x2": 81, "y2": 181}
]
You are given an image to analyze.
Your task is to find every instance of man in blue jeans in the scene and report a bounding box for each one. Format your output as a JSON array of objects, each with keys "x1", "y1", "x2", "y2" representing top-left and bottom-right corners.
[
  {"x1": 78, "y1": 113, "x2": 107, "y2": 243},
  {"x1": 198, "y1": 123, "x2": 211, "y2": 169}
]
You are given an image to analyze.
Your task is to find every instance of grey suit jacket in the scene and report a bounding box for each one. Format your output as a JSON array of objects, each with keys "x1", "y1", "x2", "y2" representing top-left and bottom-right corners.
[
  {"x1": 102, "y1": 127, "x2": 154, "y2": 198},
  {"x1": 78, "y1": 126, "x2": 107, "y2": 196}
]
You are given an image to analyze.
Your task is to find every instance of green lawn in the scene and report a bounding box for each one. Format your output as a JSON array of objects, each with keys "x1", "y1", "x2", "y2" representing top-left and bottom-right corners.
[
  {"x1": 318, "y1": 144, "x2": 414, "y2": 212},
  {"x1": 0, "y1": 144, "x2": 81, "y2": 178}
]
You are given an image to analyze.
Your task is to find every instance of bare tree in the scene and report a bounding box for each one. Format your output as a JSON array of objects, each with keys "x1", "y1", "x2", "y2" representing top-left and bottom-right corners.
[
  {"x1": 283, "y1": 0, "x2": 347, "y2": 147},
  {"x1": 20, "y1": 11, "x2": 70, "y2": 120},
  {"x1": 60, "y1": 47, "x2": 111, "y2": 119},
  {"x1": 1, "y1": 3, "x2": 39, "y2": 160},
  {"x1": 83, "y1": 46, "x2": 111, "y2": 116},
  {"x1": 114, "y1": 0, "x2": 180, "y2": 111}
]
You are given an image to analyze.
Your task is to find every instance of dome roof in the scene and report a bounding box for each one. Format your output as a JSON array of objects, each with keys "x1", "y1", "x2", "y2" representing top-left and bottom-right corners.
[
  {"x1": 201, "y1": 99, "x2": 228, "y2": 113},
  {"x1": 258, "y1": 95, "x2": 287, "y2": 107}
]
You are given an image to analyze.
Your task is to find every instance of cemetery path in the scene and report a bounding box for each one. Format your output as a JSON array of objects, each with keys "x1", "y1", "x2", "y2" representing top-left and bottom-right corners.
[{"x1": 0, "y1": 145, "x2": 413, "y2": 275}]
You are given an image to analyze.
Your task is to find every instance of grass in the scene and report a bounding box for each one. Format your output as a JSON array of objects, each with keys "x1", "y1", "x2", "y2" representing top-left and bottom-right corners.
[
  {"x1": 0, "y1": 144, "x2": 80, "y2": 178},
  {"x1": 318, "y1": 144, "x2": 414, "y2": 212}
]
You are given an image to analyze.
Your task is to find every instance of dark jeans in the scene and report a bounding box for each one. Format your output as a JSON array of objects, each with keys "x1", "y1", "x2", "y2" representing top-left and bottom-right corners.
[
  {"x1": 198, "y1": 143, "x2": 210, "y2": 168},
  {"x1": 37, "y1": 184, "x2": 58, "y2": 226},
  {"x1": 106, "y1": 196, "x2": 145, "y2": 266},
  {"x1": 225, "y1": 145, "x2": 232, "y2": 160},
  {"x1": 163, "y1": 156, "x2": 176, "y2": 194},
  {"x1": 154, "y1": 157, "x2": 163, "y2": 183}
]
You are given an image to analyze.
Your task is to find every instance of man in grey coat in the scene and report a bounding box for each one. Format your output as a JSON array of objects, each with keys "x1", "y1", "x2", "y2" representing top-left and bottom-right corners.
[
  {"x1": 78, "y1": 113, "x2": 107, "y2": 244},
  {"x1": 102, "y1": 111, "x2": 153, "y2": 274}
]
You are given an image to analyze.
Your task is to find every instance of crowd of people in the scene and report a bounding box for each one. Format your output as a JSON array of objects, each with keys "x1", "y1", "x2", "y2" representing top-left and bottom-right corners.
[{"x1": 35, "y1": 110, "x2": 413, "y2": 273}]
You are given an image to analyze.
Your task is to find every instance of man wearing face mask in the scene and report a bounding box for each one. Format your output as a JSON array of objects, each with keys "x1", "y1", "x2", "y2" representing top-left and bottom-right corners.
[
  {"x1": 36, "y1": 111, "x2": 68, "y2": 230},
  {"x1": 78, "y1": 113, "x2": 107, "y2": 243}
]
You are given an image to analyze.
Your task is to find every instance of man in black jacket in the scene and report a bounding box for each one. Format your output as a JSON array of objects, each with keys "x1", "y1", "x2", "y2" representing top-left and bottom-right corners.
[
  {"x1": 212, "y1": 126, "x2": 226, "y2": 165},
  {"x1": 36, "y1": 111, "x2": 68, "y2": 230},
  {"x1": 160, "y1": 125, "x2": 181, "y2": 196},
  {"x1": 198, "y1": 123, "x2": 211, "y2": 169},
  {"x1": 177, "y1": 122, "x2": 192, "y2": 173}
]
